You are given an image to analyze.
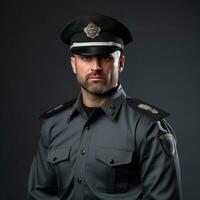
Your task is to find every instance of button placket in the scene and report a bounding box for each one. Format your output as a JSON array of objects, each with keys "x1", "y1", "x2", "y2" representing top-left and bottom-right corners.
[{"x1": 74, "y1": 123, "x2": 92, "y2": 200}]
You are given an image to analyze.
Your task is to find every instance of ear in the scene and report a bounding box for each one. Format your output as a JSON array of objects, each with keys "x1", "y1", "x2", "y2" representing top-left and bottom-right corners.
[
  {"x1": 119, "y1": 55, "x2": 125, "y2": 72},
  {"x1": 70, "y1": 56, "x2": 77, "y2": 74}
]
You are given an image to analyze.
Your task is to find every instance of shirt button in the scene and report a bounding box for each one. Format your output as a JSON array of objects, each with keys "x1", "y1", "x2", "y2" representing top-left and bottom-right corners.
[
  {"x1": 77, "y1": 178, "x2": 82, "y2": 183},
  {"x1": 53, "y1": 157, "x2": 57, "y2": 162},
  {"x1": 109, "y1": 159, "x2": 115, "y2": 165},
  {"x1": 81, "y1": 149, "x2": 86, "y2": 155}
]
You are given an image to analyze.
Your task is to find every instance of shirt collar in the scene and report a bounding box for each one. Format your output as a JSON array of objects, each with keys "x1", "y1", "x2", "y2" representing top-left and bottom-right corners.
[
  {"x1": 67, "y1": 84, "x2": 126, "y2": 122},
  {"x1": 101, "y1": 84, "x2": 126, "y2": 120}
]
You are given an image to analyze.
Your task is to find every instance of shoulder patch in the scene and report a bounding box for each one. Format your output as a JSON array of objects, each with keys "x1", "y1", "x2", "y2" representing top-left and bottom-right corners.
[
  {"x1": 126, "y1": 97, "x2": 170, "y2": 120},
  {"x1": 159, "y1": 133, "x2": 176, "y2": 158},
  {"x1": 40, "y1": 98, "x2": 76, "y2": 119}
]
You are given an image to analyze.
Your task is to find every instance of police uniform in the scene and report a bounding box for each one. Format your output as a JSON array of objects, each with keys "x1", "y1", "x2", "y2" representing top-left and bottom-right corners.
[{"x1": 28, "y1": 14, "x2": 182, "y2": 200}]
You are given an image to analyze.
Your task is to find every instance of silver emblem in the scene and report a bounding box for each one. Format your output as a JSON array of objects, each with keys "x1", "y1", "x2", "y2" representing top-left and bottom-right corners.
[
  {"x1": 151, "y1": 108, "x2": 159, "y2": 114},
  {"x1": 138, "y1": 104, "x2": 159, "y2": 114},
  {"x1": 159, "y1": 133, "x2": 176, "y2": 158},
  {"x1": 109, "y1": 104, "x2": 116, "y2": 115},
  {"x1": 84, "y1": 23, "x2": 101, "y2": 38}
]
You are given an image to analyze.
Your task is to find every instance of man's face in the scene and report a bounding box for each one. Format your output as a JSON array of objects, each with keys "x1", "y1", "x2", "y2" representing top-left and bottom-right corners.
[{"x1": 70, "y1": 50, "x2": 125, "y2": 95}]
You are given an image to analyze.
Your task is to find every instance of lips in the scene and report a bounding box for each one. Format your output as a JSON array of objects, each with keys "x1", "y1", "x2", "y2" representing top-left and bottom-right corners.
[
  {"x1": 89, "y1": 76, "x2": 104, "y2": 79},
  {"x1": 86, "y1": 73, "x2": 105, "y2": 79}
]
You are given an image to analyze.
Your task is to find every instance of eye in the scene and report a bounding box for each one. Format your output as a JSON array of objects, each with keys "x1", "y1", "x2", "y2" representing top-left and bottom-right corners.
[
  {"x1": 80, "y1": 55, "x2": 92, "y2": 61},
  {"x1": 101, "y1": 54, "x2": 113, "y2": 62}
]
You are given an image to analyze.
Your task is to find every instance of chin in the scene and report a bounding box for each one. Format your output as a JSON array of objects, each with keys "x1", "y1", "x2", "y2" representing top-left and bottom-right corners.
[{"x1": 87, "y1": 85, "x2": 108, "y2": 95}]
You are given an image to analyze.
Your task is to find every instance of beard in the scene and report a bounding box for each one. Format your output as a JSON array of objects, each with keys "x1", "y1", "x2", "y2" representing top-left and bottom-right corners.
[{"x1": 76, "y1": 71, "x2": 116, "y2": 96}]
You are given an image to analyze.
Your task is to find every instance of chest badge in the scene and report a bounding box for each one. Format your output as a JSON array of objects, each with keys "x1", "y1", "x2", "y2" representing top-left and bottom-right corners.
[{"x1": 84, "y1": 22, "x2": 101, "y2": 38}]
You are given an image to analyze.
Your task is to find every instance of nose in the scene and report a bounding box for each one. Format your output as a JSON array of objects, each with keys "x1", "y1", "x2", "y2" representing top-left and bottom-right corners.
[{"x1": 90, "y1": 57, "x2": 102, "y2": 72}]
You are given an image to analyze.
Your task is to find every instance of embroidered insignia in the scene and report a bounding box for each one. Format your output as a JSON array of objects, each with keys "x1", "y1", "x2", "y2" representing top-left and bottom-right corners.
[
  {"x1": 40, "y1": 99, "x2": 76, "y2": 119},
  {"x1": 138, "y1": 103, "x2": 159, "y2": 114},
  {"x1": 159, "y1": 133, "x2": 176, "y2": 158},
  {"x1": 126, "y1": 98, "x2": 170, "y2": 120},
  {"x1": 84, "y1": 22, "x2": 101, "y2": 38},
  {"x1": 46, "y1": 104, "x2": 63, "y2": 114}
]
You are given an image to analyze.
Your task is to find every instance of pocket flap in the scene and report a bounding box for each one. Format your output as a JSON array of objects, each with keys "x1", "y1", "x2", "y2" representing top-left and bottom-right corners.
[
  {"x1": 47, "y1": 147, "x2": 71, "y2": 164},
  {"x1": 96, "y1": 148, "x2": 133, "y2": 167}
]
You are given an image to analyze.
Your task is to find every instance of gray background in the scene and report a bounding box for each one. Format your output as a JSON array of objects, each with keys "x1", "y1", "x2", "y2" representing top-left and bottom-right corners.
[{"x1": 1, "y1": 0, "x2": 200, "y2": 199}]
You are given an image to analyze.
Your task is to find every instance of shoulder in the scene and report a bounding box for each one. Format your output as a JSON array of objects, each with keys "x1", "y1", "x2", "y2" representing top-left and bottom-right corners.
[
  {"x1": 40, "y1": 98, "x2": 76, "y2": 119},
  {"x1": 126, "y1": 97, "x2": 170, "y2": 121}
]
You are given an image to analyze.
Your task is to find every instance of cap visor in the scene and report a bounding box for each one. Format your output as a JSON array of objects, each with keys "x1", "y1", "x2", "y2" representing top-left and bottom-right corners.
[{"x1": 71, "y1": 46, "x2": 121, "y2": 56}]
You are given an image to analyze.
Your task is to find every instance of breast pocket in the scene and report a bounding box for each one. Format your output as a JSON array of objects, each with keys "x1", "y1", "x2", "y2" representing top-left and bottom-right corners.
[
  {"x1": 95, "y1": 147, "x2": 134, "y2": 193},
  {"x1": 47, "y1": 147, "x2": 72, "y2": 188}
]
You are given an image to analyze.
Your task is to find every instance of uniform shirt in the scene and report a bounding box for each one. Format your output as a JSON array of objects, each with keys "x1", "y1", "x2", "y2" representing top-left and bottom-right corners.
[{"x1": 28, "y1": 85, "x2": 182, "y2": 200}]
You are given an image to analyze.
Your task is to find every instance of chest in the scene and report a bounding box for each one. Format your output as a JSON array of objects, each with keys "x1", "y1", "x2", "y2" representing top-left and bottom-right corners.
[{"x1": 46, "y1": 109, "x2": 140, "y2": 192}]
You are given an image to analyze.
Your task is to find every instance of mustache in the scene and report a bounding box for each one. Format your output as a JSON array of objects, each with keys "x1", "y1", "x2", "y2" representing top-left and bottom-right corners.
[{"x1": 86, "y1": 71, "x2": 106, "y2": 80}]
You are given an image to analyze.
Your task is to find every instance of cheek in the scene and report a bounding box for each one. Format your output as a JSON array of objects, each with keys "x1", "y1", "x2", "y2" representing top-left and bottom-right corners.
[
  {"x1": 75, "y1": 61, "x2": 89, "y2": 75},
  {"x1": 105, "y1": 66, "x2": 119, "y2": 81},
  {"x1": 112, "y1": 68, "x2": 120, "y2": 79}
]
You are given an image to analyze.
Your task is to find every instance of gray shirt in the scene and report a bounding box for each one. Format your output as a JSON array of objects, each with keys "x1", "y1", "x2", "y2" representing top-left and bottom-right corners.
[{"x1": 28, "y1": 85, "x2": 182, "y2": 200}]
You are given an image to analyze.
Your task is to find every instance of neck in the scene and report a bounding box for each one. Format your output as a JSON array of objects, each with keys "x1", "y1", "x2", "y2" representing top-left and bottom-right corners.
[
  {"x1": 81, "y1": 88, "x2": 108, "y2": 108},
  {"x1": 81, "y1": 84, "x2": 119, "y2": 107}
]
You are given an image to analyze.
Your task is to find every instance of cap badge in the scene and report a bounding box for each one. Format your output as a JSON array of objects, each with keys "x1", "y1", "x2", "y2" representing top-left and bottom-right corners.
[
  {"x1": 84, "y1": 22, "x2": 101, "y2": 38},
  {"x1": 138, "y1": 103, "x2": 159, "y2": 114}
]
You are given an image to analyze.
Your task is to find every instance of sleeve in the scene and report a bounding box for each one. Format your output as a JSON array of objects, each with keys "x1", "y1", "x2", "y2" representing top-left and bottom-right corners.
[
  {"x1": 27, "y1": 121, "x2": 59, "y2": 200},
  {"x1": 136, "y1": 118, "x2": 182, "y2": 200}
]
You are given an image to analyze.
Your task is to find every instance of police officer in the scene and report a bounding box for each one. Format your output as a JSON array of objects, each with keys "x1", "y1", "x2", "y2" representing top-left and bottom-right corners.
[{"x1": 28, "y1": 14, "x2": 182, "y2": 200}]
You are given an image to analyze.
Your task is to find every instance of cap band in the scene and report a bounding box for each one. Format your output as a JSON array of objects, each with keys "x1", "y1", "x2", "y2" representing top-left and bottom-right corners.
[{"x1": 70, "y1": 41, "x2": 124, "y2": 50}]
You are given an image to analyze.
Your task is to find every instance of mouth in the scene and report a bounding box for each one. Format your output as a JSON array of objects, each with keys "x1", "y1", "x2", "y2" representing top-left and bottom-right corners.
[{"x1": 88, "y1": 76, "x2": 104, "y2": 80}]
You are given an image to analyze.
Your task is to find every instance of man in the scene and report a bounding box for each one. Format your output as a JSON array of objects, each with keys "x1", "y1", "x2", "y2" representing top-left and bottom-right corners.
[{"x1": 28, "y1": 14, "x2": 182, "y2": 200}]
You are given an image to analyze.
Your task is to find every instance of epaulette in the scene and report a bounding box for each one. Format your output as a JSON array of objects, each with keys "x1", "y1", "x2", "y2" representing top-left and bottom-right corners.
[
  {"x1": 40, "y1": 98, "x2": 76, "y2": 119},
  {"x1": 126, "y1": 97, "x2": 170, "y2": 121}
]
